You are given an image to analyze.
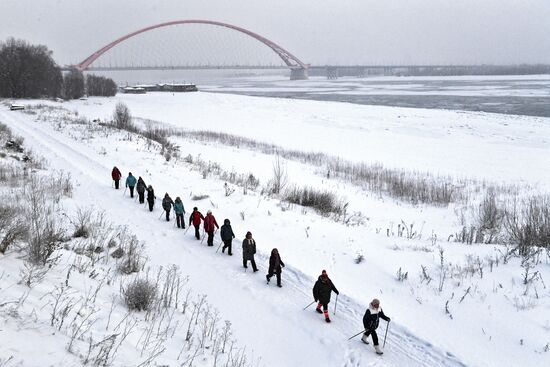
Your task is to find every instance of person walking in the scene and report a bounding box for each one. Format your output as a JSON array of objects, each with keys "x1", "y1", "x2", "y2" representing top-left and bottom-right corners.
[
  {"x1": 361, "y1": 298, "x2": 391, "y2": 355},
  {"x1": 174, "y1": 197, "x2": 186, "y2": 228},
  {"x1": 111, "y1": 166, "x2": 122, "y2": 189},
  {"x1": 136, "y1": 176, "x2": 147, "y2": 204},
  {"x1": 189, "y1": 207, "x2": 205, "y2": 240},
  {"x1": 146, "y1": 185, "x2": 155, "y2": 212},
  {"x1": 220, "y1": 219, "x2": 235, "y2": 255},
  {"x1": 162, "y1": 193, "x2": 174, "y2": 221},
  {"x1": 312, "y1": 270, "x2": 339, "y2": 323},
  {"x1": 266, "y1": 248, "x2": 285, "y2": 287},
  {"x1": 242, "y1": 231, "x2": 258, "y2": 272},
  {"x1": 125, "y1": 172, "x2": 137, "y2": 198},
  {"x1": 203, "y1": 210, "x2": 219, "y2": 246}
]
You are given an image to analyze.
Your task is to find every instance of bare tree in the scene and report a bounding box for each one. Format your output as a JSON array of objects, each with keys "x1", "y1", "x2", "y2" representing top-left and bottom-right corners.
[{"x1": 271, "y1": 155, "x2": 288, "y2": 195}]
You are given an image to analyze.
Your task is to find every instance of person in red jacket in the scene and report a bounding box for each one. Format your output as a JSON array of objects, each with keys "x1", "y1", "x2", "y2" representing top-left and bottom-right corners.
[
  {"x1": 111, "y1": 166, "x2": 122, "y2": 189},
  {"x1": 188, "y1": 207, "x2": 205, "y2": 240},
  {"x1": 203, "y1": 210, "x2": 219, "y2": 246}
]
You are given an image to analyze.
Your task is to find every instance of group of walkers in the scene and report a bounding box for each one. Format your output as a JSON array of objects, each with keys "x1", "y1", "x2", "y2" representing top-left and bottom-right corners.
[{"x1": 111, "y1": 166, "x2": 391, "y2": 355}]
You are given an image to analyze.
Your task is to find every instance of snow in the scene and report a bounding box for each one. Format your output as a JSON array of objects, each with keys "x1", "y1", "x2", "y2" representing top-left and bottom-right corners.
[{"x1": 1, "y1": 91, "x2": 550, "y2": 367}]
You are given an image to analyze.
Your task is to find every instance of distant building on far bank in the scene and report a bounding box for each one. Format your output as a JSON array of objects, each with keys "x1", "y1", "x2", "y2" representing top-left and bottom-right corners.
[{"x1": 121, "y1": 83, "x2": 198, "y2": 94}]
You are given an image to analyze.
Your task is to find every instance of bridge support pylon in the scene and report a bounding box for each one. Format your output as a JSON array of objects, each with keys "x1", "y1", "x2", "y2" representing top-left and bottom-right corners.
[{"x1": 290, "y1": 67, "x2": 308, "y2": 80}]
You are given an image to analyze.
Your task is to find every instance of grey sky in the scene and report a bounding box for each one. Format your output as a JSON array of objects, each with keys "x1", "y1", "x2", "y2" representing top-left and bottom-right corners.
[{"x1": 1, "y1": 0, "x2": 549, "y2": 66}]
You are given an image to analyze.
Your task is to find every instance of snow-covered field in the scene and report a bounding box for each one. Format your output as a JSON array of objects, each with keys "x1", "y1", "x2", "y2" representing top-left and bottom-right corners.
[{"x1": 1, "y1": 92, "x2": 549, "y2": 367}]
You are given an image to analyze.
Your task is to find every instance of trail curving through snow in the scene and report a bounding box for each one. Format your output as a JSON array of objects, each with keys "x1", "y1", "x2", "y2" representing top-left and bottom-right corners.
[{"x1": 1, "y1": 107, "x2": 468, "y2": 367}]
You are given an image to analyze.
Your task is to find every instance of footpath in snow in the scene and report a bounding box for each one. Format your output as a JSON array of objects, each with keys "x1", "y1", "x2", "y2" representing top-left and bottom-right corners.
[{"x1": 0, "y1": 103, "x2": 471, "y2": 367}]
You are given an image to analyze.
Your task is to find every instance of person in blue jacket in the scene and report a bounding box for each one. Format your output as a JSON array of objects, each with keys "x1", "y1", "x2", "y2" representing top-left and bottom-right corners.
[
  {"x1": 174, "y1": 197, "x2": 186, "y2": 229},
  {"x1": 125, "y1": 172, "x2": 137, "y2": 198}
]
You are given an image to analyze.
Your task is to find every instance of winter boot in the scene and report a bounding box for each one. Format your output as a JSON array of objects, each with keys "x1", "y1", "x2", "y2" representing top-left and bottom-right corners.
[
  {"x1": 361, "y1": 334, "x2": 369, "y2": 344},
  {"x1": 374, "y1": 345, "x2": 383, "y2": 355},
  {"x1": 266, "y1": 275, "x2": 270, "y2": 284},
  {"x1": 316, "y1": 303, "x2": 323, "y2": 314},
  {"x1": 324, "y1": 310, "x2": 331, "y2": 323},
  {"x1": 277, "y1": 284, "x2": 282, "y2": 288}
]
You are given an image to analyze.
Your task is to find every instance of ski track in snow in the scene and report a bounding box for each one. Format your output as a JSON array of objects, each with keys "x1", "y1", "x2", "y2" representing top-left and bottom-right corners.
[{"x1": 1, "y1": 107, "x2": 468, "y2": 367}]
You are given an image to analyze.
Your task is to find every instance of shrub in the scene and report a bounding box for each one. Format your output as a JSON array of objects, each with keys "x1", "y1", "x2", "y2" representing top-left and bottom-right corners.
[
  {"x1": 283, "y1": 186, "x2": 344, "y2": 216},
  {"x1": 505, "y1": 196, "x2": 550, "y2": 256},
  {"x1": 111, "y1": 247, "x2": 124, "y2": 259},
  {"x1": 117, "y1": 235, "x2": 145, "y2": 274},
  {"x1": 192, "y1": 194, "x2": 209, "y2": 201},
  {"x1": 112, "y1": 102, "x2": 135, "y2": 131},
  {"x1": 122, "y1": 277, "x2": 157, "y2": 311},
  {"x1": 24, "y1": 177, "x2": 65, "y2": 265},
  {"x1": 0, "y1": 205, "x2": 27, "y2": 254},
  {"x1": 72, "y1": 207, "x2": 92, "y2": 238}
]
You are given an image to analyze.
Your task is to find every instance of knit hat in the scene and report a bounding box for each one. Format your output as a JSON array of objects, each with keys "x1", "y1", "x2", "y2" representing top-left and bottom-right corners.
[
  {"x1": 371, "y1": 298, "x2": 380, "y2": 308},
  {"x1": 193, "y1": 207, "x2": 198, "y2": 211},
  {"x1": 207, "y1": 210, "x2": 212, "y2": 214},
  {"x1": 246, "y1": 231, "x2": 252, "y2": 237}
]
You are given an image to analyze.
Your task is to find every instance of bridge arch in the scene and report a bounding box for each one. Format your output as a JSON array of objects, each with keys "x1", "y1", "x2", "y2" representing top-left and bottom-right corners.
[{"x1": 75, "y1": 19, "x2": 308, "y2": 76}]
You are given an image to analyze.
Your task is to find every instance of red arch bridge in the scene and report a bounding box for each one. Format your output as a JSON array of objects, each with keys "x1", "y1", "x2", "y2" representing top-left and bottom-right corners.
[
  {"x1": 71, "y1": 20, "x2": 516, "y2": 80},
  {"x1": 73, "y1": 19, "x2": 309, "y2": 80}
]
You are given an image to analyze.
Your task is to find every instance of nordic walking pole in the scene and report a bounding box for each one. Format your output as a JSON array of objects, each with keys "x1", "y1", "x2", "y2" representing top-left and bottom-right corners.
[
  {"x1": 122, "y1": 187, "x2": 127, "y2": 197},
  {"x1": 215, "y1": 241, "x2": 223, "y2": 253},
  {"x1": 158, "y1": 211, "x2": 164, "y2": 220},
  {"x1": 184, "y1": 224, "x2": 191, "y2": 235},
  {"x1": 383, "y1": 321, "x2": 390, "y2": 349},
  {"x1": 200, "y1": 229, "x2": 207, "y2": 244},
  {"x1": 303, "y1": 301, "x2": 316, "y2": 310},
  {"x1": 347, "y1": 330, "x2": 366, "y2": 341},
  {"x1": 334, "y1": 294, "x2": 339, "y2": 315}
]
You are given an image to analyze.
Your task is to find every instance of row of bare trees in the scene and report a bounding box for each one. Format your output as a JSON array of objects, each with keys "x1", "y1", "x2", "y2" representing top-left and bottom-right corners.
[{"x1": 0, "y1": 38, "x2": 116, "y2": 99}]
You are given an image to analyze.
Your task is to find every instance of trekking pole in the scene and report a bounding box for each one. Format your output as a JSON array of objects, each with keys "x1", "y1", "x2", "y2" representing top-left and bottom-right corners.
[
  {"x1": 184, "y1": 225, "x2": 191, "y2": 235},
  {"x1": 303, "y1": 301, "x2": 316, "y2": 310},
  {"x1": 122, "y1": 187, "x2": 127, "y2": 197},
  {"x1": 158, "y1": 211, "x2": 164, "y2": 220},
  {"x1": 383, "y1": 320, "x2": 390, "y2": 349},
  {"x1": 347, "y1": 330, "x2": 366, "y2": 341},
  {"x1": 334, "y1": 294, "x2": 339, "y2": 315},
  {"x1": 200, "y1": 229, "x2": 207, "y2": 244},
  {"x1": 215, "y1": 241, "x2": 223, "y2": 253}
]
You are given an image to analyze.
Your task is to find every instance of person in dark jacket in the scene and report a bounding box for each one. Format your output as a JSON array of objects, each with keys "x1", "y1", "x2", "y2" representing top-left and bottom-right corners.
[
  {"x1": 242, "y1": 231, "x2": 258, "y2": 272},
  {"x1": 111, "y1": 166, "x2": 122, "y2": 189},
  {"x1": 162, "y1": 193, "x2": 174, "y2": 221},
  {"x1": 146, "y1": 185, "x2": 155, "y2": 212},
  {"x1": 220, "y1": 219, "x2": 235, "y2": 255},
  {"x1": 189, "y1": 207, "x2": 205, "y2": 240},
  {"x1": 362, "y1": 298, "x2": 391, "y2": 355},
  {"x1": 125, "y1": 172, "x2": 137, "y2": 198},
  {"x1": 266, "y1": 248, "x2": 285, "y2": 287},
  {"x1": 203, "y1": 210, "x2": 219, "y2": 246},
  {"x1": 174, "y1": 197, "x2": 185, "y2": 228},
  {"x1": 312, "y1": 270, "x2": 339, "y2": 323},
  {"x1": 136, "y1": 177, "x2": 147, "y2": 204}
]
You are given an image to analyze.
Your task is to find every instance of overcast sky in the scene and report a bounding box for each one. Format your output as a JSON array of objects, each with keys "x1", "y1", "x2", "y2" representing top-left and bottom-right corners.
[{"x1": 1, "y1": 0, "x2": 549, "y2": 66}]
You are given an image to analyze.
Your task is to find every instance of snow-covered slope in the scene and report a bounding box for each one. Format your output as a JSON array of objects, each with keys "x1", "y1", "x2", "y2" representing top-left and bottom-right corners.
[{"x1": 1, "y1": 93, "x2": 549, "y2": 367}]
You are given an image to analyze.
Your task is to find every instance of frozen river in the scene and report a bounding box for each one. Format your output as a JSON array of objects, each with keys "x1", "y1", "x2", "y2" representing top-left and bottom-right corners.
[{"x1": 101, "y1": 70, "x2": 550, "y2": 117}]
